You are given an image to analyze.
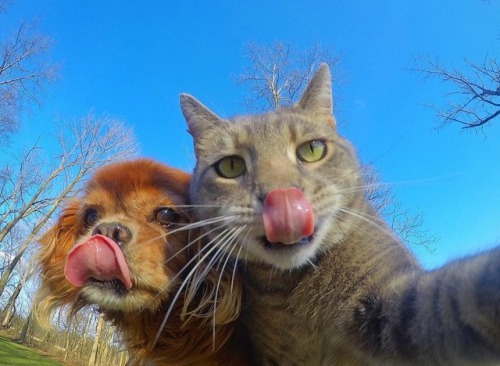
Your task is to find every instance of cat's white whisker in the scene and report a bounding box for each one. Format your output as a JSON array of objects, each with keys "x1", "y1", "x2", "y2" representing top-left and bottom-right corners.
[
  {"x1": 143, "y1": 225, "x2": 235, "y2": 315},
  {"x1": 211, "y1": 226, "x2": 246, "y2": 342},
  {"x1": 153, "y1": 226, "x2": 240, "y2": 346},
  {"x1": 231, "y1": 226, "x2": 251, "y2": 295},
  {"x1": 135, "y1": 233, "x2": 169, "y2": 248},
  {"x1": 201, "y1": 228, "x2": 241, "y2": 278},
  {"x1": 174, "y1": 204, "x2": 226, "y2": 208},
  {"x1": 166, "y1": 215, "x2": 239, "y2": 236},
  {"x1": 166, "y1": 220, "x2": 236, "y2": 263},
  {"x1": 306, "y1": 259, "x2": 318, "y2": 270},
  {"x1": 337, "y1": 207, "x2": 418, "y2": 276},
  {"x1": 181, "y1": 228, "x2": 238, "y2": 320},
  {"x1": 182, "y1": 227, "x2": 236, "y2": 299},
  {"x1": 338, "y1": 207, "x2": 394, "y2": 240}
]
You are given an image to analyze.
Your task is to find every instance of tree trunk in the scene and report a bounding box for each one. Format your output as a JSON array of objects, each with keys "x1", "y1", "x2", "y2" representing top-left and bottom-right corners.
[
  {"x1": 18, "y1": 311, "x2": 32, "y2": 343},
  {"x1": 0, "y1": 279, "x2": 22, "y2": 328},
  {"x1": 78, "y1": 313, "x2": 92, "y2": 358},
  {"x1": 0, "y1": 241, "x2": 29, "y2": 298},
  {"x1": 99, "y1": 323, "x2": 114, "y2": 365},
  {"x1": 88, "y1": 313, "x2": 105, "y2": 366}
]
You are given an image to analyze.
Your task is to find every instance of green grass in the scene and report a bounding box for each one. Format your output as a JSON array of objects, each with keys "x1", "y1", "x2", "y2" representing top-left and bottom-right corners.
[{"x1": 0, "y1": 335, "x2": 63, "y2": 366}]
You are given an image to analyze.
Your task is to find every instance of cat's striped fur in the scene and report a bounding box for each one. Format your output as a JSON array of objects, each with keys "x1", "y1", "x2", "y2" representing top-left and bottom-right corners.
[{"x1": 181, "y1": 64, "x2": 500, "y2": 365}]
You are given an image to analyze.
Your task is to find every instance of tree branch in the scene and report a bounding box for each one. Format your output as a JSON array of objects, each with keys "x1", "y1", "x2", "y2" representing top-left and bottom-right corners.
[{"x1": 414, "y1": 56, "x2": 500, "y2": 130}]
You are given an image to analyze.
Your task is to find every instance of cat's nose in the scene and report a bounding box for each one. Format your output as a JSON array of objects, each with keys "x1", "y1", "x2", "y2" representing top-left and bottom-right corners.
[
  {"x1": 258, "y1": 185, "x2": 303, "y2": 203},
  {"x1": 92, "y1": 222, "x2": 132, "y2": 245}
]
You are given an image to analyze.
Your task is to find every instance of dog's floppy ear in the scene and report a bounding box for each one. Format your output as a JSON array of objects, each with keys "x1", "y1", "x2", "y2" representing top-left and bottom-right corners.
[
  {"x1": 38, "y1": 199, "x2": 82, "y2": 263},
  {"x1": 33, "y1": 199, "x2": 83, "y2": 329}
]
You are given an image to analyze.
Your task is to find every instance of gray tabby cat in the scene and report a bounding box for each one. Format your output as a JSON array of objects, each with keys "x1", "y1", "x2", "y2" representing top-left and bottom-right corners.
[{"x1": 180, "y1": 64, "x2": 500, "y2": 365}]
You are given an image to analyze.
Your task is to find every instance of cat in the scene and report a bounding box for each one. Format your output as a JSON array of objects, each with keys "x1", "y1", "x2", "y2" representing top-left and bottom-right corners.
[{"x1": 180, "y1": 64, "x2": 500, "y2": 365}]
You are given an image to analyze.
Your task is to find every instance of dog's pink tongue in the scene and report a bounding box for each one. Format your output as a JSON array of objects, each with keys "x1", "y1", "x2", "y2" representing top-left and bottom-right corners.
[
  {"x1": 263, "y1": 188, "x2": 314, "y2": 245},
  {"x1": 64, "y1": 235, "x2": 132, "y2": 290}
]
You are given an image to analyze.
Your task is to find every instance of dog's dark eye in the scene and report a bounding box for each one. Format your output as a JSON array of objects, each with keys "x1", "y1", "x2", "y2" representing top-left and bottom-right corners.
[
  {"x1": 84, "y1": 208, "x2": 99, "y2": 227},
  {"x1": 154, "y1": 207, "x2": 180, "y2": 227}
]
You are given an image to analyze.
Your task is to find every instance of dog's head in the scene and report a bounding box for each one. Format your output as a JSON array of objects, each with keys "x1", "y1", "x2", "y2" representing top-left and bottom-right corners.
[{"x1": 34, "y1": 159, "x2": 191, "y2": 325}]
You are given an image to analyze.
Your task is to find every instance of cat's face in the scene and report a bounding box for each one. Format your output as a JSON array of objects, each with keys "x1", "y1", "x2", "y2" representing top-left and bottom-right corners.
[{"x1": 182, "y1": 65, "x2": 363, "y2": 270}]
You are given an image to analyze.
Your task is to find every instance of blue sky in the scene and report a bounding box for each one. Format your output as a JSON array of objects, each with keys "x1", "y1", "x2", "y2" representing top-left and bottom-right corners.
[{"x1": 3, "y1": 0, "x2": 499, "y2": 269}]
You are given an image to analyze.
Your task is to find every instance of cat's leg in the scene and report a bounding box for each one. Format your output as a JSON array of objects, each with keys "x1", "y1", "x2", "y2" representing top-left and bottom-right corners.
[{"x1": 348, "y1": 246, "x2": 500, "y2": 365}]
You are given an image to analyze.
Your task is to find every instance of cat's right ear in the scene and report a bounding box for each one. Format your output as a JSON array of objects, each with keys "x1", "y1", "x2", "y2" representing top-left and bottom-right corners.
[
  {"x1": 180, "y1": 93, "x2": 223, "y2": 141},
  {"x1": 295, "y1": 63, "x2": 336, "y2": 128}
]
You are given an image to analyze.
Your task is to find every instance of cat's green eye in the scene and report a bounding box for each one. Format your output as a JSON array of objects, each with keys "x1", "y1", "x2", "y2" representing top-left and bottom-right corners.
[
  {"x1": 297, "y1": 139, "x2": 327, "y2": 163},
  {"x1": 214, "y1": 155, "x2": 246, "y2": 178}
]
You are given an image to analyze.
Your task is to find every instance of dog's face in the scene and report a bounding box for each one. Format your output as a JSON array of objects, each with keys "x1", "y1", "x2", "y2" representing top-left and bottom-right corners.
[{"x1": 37, "y1": 159, "x2": 191, "y2": 314}]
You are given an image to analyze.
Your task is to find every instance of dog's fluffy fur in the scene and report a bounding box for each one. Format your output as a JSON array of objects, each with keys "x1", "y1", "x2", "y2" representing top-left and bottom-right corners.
[{"x1": 33, "y1": 159, "x2": 249, "y2": 365}]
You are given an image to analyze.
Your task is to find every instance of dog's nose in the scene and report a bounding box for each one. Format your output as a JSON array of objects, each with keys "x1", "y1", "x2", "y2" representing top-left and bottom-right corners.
[{"x1": 92, "y1": 222, "x2": 132, "y2": 245}]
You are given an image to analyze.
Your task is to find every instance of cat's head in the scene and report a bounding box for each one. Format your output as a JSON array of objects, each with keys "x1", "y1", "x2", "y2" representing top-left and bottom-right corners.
[{"x1": 181, "y1": 64, "x2": 364, "y2": 270}]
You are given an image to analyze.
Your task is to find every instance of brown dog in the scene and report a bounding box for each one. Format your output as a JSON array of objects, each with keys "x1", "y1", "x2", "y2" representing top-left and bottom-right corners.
[{"x1": 33, "y1": 158, "x2": 250, "y2": 365}]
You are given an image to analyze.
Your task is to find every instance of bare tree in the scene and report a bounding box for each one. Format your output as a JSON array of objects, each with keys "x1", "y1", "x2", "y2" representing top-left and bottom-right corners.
[
  {"x1": 361, "y1": 165, "x2": 437, "y2": 251},
  {"x1": 384, "y1": 200, "x2": 437, "y2": 253},
  {"x1": 0, "y1": 8, "x2": 134, "y2": 362},
  {"x1": 0, "y1": 8, "x2": 58, "y2": 144},
  {"x1": 236, "y1": 42, "x2": 436, "y2": 251},
  {"x1": 415, "y1": 56, "x2": 500, "y2": 130},
  {"x1": 18, "y1": 310, "x2": 32, "y2": 342},
  {"x1": 362, "y1": 165, "x2": 394, "y2": 213},
  {"x1": 236, "y1": 41, "x2": 342, "y2": 111},
  {"x1": 0, "y1": 113, "x2": 138, "y2": 298}
]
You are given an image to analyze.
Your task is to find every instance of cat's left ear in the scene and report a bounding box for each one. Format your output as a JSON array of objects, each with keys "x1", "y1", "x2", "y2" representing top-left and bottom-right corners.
[
  {"x1": 295, "y1": 63, "x2": 336, "y2": 127},
  {"x1": 180, "y1": 93, "x2": 224, "y2": 140}
]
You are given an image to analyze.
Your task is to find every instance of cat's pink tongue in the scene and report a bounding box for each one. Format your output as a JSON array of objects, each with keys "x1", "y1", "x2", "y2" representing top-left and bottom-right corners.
[
  {"x1": 64, "y1": 235, "x2": 132, "y2": 290},
  {"x1": 262, "y1": 188, "x2": 314, "y2": 245}
]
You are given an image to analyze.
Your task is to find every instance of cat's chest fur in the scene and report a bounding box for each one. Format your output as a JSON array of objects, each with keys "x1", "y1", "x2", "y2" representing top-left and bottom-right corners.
[
  {"x1": 241, "y1": 263, "x2": 338, "y2": 365},
  {"x1": 239, "y1": 222, "x2": 407, "y2": 366}
]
